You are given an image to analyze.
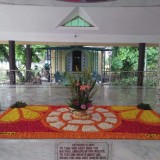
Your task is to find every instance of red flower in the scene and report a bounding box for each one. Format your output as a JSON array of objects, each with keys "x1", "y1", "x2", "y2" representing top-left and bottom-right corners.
[{"x1": 80, "y1": 85, "x2": 86, "y2": 91}]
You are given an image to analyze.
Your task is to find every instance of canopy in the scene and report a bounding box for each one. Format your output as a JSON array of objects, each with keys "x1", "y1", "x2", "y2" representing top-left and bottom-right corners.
[{"x1": 0, "y1": 0, "x2": 160, "y2": 45}]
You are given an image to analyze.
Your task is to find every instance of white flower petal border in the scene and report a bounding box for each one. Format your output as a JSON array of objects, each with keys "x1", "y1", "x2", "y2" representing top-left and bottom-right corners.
[{"x1": 44, "y1": 107, "x2": 120, "y2": 132}]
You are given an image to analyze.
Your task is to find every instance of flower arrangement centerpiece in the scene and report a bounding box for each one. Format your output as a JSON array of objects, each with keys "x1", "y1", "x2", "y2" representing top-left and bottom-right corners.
[{"x1": 68, "y1": 69, "x2": 97, "y2": 119}]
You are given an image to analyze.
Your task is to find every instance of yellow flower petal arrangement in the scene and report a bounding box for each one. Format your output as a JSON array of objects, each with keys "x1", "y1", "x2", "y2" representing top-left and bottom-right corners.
[
  {"x1": 0, "y1": 105, "x2": 50, "y2": 123},
  {"x1": 111, "y1": 105, "x2": 160, "y2": 125}
]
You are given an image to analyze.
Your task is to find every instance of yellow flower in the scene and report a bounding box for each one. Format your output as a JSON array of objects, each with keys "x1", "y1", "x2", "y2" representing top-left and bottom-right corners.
[
  {"x1": 111, "y1": 106, "x2": 160, "y2": 125},
  {"x1": 140, "y1": 111, "x2": 160, "y2": 124},
  {"x1": 0, "y1": 106, "x2": 50, "y2": 123},
  {"x1": 0, "y1": 108, "x2": 20, "y2": 122},
  {"x1": 121, "y1": 110, "x2": 140, "y2": 120}
]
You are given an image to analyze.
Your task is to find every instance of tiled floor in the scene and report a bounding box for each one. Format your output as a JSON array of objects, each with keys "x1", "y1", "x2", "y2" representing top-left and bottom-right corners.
[
  {"x1": 0, "y1": 85, "x2": 157, "y2": 111},
  {"x1": 0, "y1": 85, "x2": 160, "y2": 160}
]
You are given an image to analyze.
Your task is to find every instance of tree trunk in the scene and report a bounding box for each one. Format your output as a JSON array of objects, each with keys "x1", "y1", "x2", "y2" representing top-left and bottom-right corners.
[
  {"x1": 3, "y1": 48, "x2": 24, "y2": 82},
  {"x1": 25, "y1": 45, "x2": 32, "y2": 82},
  {"x1": 9, "y1": 41, "x2": 16, "y2": 85},
  {"x1": 137, "y1": 43, "x2": 145, "y2": 86}
]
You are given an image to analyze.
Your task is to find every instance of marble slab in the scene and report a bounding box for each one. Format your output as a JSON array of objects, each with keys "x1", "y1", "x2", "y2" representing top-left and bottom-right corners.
[{"x1": 0, "y1": 140, "x2": 160, "y2": 160}]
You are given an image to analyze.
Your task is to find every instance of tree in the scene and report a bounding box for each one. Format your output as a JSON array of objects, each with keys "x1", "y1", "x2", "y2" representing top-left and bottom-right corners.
[
  {"x1": 111, "y1": 46, "x2": 138, "y2": 71},
  {"x1": 0, "y1": 44, "x2": 47, "y2": 83},
  {"x1": 15, "y1": 44, "x2": 46, "y2": 68},
  {"x1": 111, "y1": 46, "x2": 158, "y2": 71},
  {"x1": 0, "y1": 44, "x2": 9, "y2": 62},
  {"x1": 0, "y1": 44, "x2": 46, "y2": 68},
  {"x1": 146, "y1": 47, "x2": 158, "y2": 71},
  {"x1": 25, "y1": 45, "x2": 32, "y2": 82}
]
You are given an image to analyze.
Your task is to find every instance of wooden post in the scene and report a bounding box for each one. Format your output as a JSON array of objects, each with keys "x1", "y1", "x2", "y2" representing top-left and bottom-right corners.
[
  {"x1": 9, "y1": 40, "x2": 16, "y2": 85},
  {"x1": 137, "y1": 43, "x2": 146, "y2": 86}
]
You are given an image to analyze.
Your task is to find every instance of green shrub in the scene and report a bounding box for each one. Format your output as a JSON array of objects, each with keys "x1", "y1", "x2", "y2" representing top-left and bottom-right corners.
[
  {"x1": 137, "y1": 103, "x2": 152, "y2": 110},
  {"x1": 10, "y1": 101, "x2": 27, "y2": 108}
]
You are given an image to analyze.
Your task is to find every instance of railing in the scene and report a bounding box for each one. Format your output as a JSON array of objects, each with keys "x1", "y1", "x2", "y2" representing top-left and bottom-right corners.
[
  {"x1": 102, "y1": 71, "x2": 157, "y2": 87},
  {"x1": 0, "y1": 69, "x2": 157, "y2": 87},
  {"x1": 0, "y1": 69, "x2": 51, "y2": 86}
]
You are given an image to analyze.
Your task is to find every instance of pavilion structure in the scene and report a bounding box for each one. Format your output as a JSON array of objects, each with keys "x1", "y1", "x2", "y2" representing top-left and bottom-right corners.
[{"x1": 0, "y1": 0, "x2": 160, "y2": 108}]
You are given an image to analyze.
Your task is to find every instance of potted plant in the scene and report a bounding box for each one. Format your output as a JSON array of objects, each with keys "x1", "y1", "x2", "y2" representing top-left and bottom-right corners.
[{"x1": 68, "y1": 68, "x2": 97, "y2": 119}]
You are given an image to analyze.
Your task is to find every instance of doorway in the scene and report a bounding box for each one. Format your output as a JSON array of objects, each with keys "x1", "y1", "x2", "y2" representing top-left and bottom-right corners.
[{"x1": 72, "y1": 50, "x2": 82, "y2": 71}]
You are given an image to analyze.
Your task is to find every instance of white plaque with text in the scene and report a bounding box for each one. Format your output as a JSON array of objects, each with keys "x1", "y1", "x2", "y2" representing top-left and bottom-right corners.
[{"x1": 57, "y1": 142, "x2": 109, "y2": 160}]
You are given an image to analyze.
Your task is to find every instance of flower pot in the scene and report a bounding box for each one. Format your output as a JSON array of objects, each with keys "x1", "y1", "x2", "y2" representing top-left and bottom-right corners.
[{"x1": 72, "y1": 110, "x2": 90, "y2": 120}]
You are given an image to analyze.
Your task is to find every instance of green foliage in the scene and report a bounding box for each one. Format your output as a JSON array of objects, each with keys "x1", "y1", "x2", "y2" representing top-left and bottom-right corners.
[
  {"x1": 15, "y1": 45, "x2": 26, "y2": 65},
  {"x1": 111, "y1": 46, "x2": 138, "y2": 71},
  {"x1": 31, "y1": 45, "x2": 47, "y2": 63},
  {"x1": 10, "y1": 101, "x2": 27, "y2": 108},
  {"x1": 16, "y1": 44, "x2": 47, "y2": 66},
  {"x1": 146, "y1": 47, "x2": 158, "y2": 70},
  {"x1": 111, "y1": 46, "x2": 158, "y2": 72},
  {"x1": 0, "y1": 44, "x2": 47, "y2": 68},
  {"x1": 0, "y1": 44, "x2": 9, "y2": 62},
  {"x1": 112, "y1": 77, "x2": 137, "y2": 86},
  {"x1": 144, "y1": 79, "x2": 156, "y2": 86},
  {"x1": 0, "y1": 71, "x2": 8, "y2": 82},
  {"x1": 112, "y1": 77, "x2": 156, "y2": 87}
]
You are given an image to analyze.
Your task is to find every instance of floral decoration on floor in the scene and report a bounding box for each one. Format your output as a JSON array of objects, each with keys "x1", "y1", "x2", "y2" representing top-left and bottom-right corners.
[
  {"x1": 43, "y1": 107, "x2": 120, "y2": 132},
  {"x1": 0, "y1": 105, "x2": 160, "y2": 139},
  {"x1": 111, "y1": 106, "x2": 160, "y2": 125},
  {"x1": 0, "y1": 105, "x2": 51, "y2": 123}
]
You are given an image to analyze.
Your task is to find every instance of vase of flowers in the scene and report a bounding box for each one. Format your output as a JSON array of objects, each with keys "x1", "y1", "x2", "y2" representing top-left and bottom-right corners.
[{"x1": 68, "y1": 69, "x2": 97, "y2": 119}]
